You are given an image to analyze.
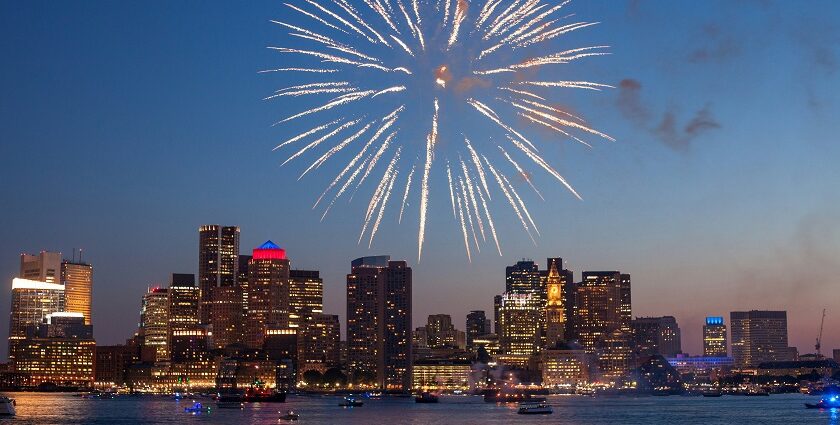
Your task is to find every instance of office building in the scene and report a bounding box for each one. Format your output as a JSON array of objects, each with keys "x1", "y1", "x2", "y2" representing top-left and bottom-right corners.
[
  {"x1": 198, "y1": 225, "x2": 239, "y2": 324},
  {"x1": 140, "y1": 287, "x2": 169, "y2": 362},
  {"x1": 298, "y1": 313, "x2": 340, "y2": 373},
  {"x1": 575, "y1": 272, "x2": 623, "y2": 352},
  {"x1": 61, "y1": 260, "x2": 93, "y2": 325},
  {"x1": 245, "y1": 241, "x2": 290, "y2": 349},
  {"x1": 346, "y1": 255, "x2": 412, "y2": 391},
  {"x1": 168, "y1": 273, "x2": 199, "y2": 331},
  {"x1": 540, "y1": 343, "x2": 590, "y2": 387},
  {"x1": 13, "y1": 337, "x2": 95, "y2": 388},
  {"x1": 210, "y1": 285, "x2": 243, "y2": 349},
  {"x1": 412, "y1": 359, "x2": 472, "y2": 392},
  {"x1": 466, "y1": 310, "x2": 490, "y2": 350},
  {"x1": 20, "y1": 251, "x2": 62, "y2": 283},
  {"x1": 632, "y1": 316, "x2": 682, "y2": 358},
  {"x1": 289, "y1": 269, "x2": 323, "y2": 328},
  {"x1": 498, "y1": 292, "x2": 542, "y2": 355},
  {"x1": 426, "y1": 314, "x2": 457, "y2": 348},
  {"x1": 730, "y1": 310, "x2": 795, "y2": 367},
  {"x1": 703, "y1": 316, "x2": 728, "y2": 357},
  {"x1": 8, "y1": 278, "x2": 65, "y2": 361}
]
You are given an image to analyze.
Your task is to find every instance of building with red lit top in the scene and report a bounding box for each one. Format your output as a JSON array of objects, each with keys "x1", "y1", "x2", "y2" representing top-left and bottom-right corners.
[{"x1": 245, "y1": 241, "x2": 290, "y2": 350}]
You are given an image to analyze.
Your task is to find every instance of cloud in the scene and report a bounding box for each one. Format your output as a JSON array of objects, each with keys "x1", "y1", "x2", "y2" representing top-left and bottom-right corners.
[
  {"x1": 617, "y1": 79, "x2": 650, "y2": 124},
  {"x1": 688, "y1": 25, "x2": 741, "y2": 63},
  {"x1": 615, "y1": 78, "x2": 721, "y2": 151},
  {"x1": 655, "y1": 105, "x2": 721, "y2": 151}
]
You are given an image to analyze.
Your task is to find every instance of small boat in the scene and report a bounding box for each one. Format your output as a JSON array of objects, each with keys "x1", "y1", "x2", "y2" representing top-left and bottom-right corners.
[
  {"x1": 415, "y1": 392, "x2": 439, "y2": 403},
  {"x1": 217, "y1": 394, "x2": 245, "y2": 409},
  {"x1": 184, "y1": 401, "x2": 211, "y2": 413},
  {"x1": 279, "y1": 409, "x2": 299, "y2": 421},
  {"x1": 806, "y1": 395, "x2": 840, "y2": 409},
  {"x1": 517, "y1": 402, "x2": 553, "y2": 415},
  {"x1": 245, "y1": 387, "x2": 287, "y2": 403},
  {"x1": 702, "y1": 389, "x2": 723, "y2": 397},
  {"x1": 338, "y1": 396, "x2": 364, "y2": 407},
  {"x1": 0, "y1": 396, "x2": 16, "y2": 416}
]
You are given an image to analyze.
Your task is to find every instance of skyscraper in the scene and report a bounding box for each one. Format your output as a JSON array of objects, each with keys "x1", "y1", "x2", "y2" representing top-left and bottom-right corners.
[
  {"x1": 61, "y1": 260, "x2": 93, "y2": 325},
  {"x1": 288, "y1": 269, "x2": 323, "y2": 328},
  {"x1": 466, "y1": 310, "x2": 489, "y2": 349},
  {"x1": 498, "y1": 292, "x2": 542, "y2": 355},
  {"x1": 20, "y1": 251, "x2": 62, "y2": 283},
  {"x1": 245, "y1": 241, "x2": 290, "y2": 349},
  {"x1": 703, "y1": 316, "x2": 728, "y2": 357},
  {"x1": 631, "y1": 316, "x2": 682, "y2": 358},
  {"x1": 426, "y1": 314, "x2": 457, "y2": 348},
  {"x1": 730, "y1": 310, "x2": 794, "y2": 367},
  {"x1": 575, "y1": 271, "x2": 623, "y2": 353},
  {"x1": 8, "y1": 278, "x2": 65, "y2": 361},
  {"x1": 346, "y1": 256, "x2": 412, "y2": 391},
  {"x1": 198, "y1": 225, "x2": 239, "y2": 324},
  {"x1": 168, "y1": 273, "x2": 199, "y2": 330},
  {"x1": 210, "y1": 285, "x2": 244, "y2": 349},
  {"x1": 298, "y1": 313, "x2": 341, "y2": 372},
  {"x1": 140, "y1": 287, "x2": 169, "y2": 362},
  {"x1": 493, "y1": 294, "x2": 502, "y2": 335}
]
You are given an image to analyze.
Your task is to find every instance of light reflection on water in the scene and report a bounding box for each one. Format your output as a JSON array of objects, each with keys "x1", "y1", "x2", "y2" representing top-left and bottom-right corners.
[{"x1": 0, "y1": 392, "x2": 837, "y2": 424}]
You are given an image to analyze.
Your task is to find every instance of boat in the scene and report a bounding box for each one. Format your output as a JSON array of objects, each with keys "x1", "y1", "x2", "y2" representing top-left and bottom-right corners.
[
  {"x1": 702, "y1": 389, "x2": 723, "y2": 397},
  {"x1": 414, "y1": 392, "x2": 439, "y2": 403},
  {"x1": 216, "y1": 394, "x2": 245, "y2": 409},
  {"x1": 279, "y1": 409, "x2": 300, "y2": 421},
  {"x1": 0, "y1": 396, "x2": 16, "y2": 416},
  {"x1": 517, "y1": 402, "x2": 553, "y2": 415},
  {"x1": 806, "y1": 395, "x2": 840, "y2": 409},
  {"x1": 245, "y1": 386, "x2": 287, "y2": 403},
  {"x1": 184, "y1": 401, "x2": 212, "y2": 413},
  {"x1": 338, "y1": 396, "x2": 364, "y2": 407},
  {"x1": 482, "y1": 388, "x2": 547, "y2": 403}
]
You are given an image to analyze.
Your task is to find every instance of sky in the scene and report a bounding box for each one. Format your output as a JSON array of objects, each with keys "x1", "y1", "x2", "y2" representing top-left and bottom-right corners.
[{"x1": 1, "y1": 0, "x2": 839, "y2": 360}]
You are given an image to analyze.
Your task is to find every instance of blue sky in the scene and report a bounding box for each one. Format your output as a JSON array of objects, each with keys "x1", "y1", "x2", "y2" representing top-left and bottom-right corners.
[{"x1": 1, "y1": 0, "x2": 839, "y2": 359}]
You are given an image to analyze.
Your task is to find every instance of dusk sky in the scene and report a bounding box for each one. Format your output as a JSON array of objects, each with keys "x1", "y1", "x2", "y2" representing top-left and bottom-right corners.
[{"x1": 1, "y1": 0, "x2": 839, "y2": 360}]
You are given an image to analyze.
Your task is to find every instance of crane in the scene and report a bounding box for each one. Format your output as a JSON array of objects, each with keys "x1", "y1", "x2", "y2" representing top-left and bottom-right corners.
[{"x1": 815, "y1": 309, "x2": 826, "y2": 358}]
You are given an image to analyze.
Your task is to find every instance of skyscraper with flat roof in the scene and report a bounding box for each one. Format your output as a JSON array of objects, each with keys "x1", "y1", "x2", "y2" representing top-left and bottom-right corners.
[
  {"x1": 703, "y1": 316, "x2": 728, "y2": 357},
  {"x1": 466, "y1": 310, "x2": 489, "y2": 350},
  {"x1": 62, "y1": 260, "x2": 93, "y2": 325},
  {"x1": 346, "y1": 256, "x2": 412, "y2": 391},
  {"x1": 20, "y1": 251, "x2": 62, "y2": 284},
  {"x1": 8, "y1": 278, "x2": 66, "y2": 361},
  {"x1": 198, "y1": 225, "x2": 239, "y2": 324},
  {"x1": 576, "y1": 271, "x2": 623, "y2": 352},
  {"x1": 140, "y1": 287, "x2": 169, "y2": 362},
  {"x1": 730, "y1": 310, "x2": 794, "y2": 367},
  {"x1": 289, "y1": 269, "x2": 323, "y2": 328}
]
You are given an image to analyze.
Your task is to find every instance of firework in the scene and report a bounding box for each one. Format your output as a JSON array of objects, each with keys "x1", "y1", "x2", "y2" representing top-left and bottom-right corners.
[{"x1": 265, "y1": 0, "x2": 613, "y2": 260}]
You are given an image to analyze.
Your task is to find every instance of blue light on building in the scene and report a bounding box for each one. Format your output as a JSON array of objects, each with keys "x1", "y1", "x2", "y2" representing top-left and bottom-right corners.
[{"x1": 705, "y1": 316, "x2": 724, "y2": 326}]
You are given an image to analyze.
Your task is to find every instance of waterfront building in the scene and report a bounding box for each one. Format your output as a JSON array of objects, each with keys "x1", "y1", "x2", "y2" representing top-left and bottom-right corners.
[
  {"x1": 169, "y1": 326, "x2": 209, "y2": 363},
  {"x1": 632, "y1": 316, "x2": 682, "y2": 358},
  {"x1": 210, "y1": 285, "x2": 243, "y2": 349},
  {"x1": 466, "y1": 310, "x2": 489, "y2": 350},
  {"x1": 498, "y1": 292, "x2": 542, "y2": 355},
  {"x1": 288, "y1": 269, "x2": 323, "y2": 328},
  {"x1": 346, "y1": 255, "x2": 412, "y2": 391},
  {"x1": 8, "y1": 278, "x2": 65, "y2": 361},
  {"x1": 575, "y1": 272, "x2": 623, "y2": 353},
  {"x1": 61, "y1": 260, "x2": 93, "y2": 325},
  {"x1": 298, "y1": 313, "x2": 341, "y2": 373},
  {"x1": 730, "y1": 310, "x2": 795, "y2": 368},
  {"x1": 140, "y1": 287, "x2": 169, "y2": 362},
  {"x1": 20, "y1": 251, "x2": 62, "y2": 283},
  {"x1": 598, "y1": 328, "x2": 633, "y2": 381},
  {"x1": 756, "y1": 359, "x2": 839, "y2": 377},
  {"x1": 94, "y1": 345, "x2": 134, "y2": 388},
  {"x1": 198, "y1": 225, "x2": 240, "y2": 325},
  {"x1": 666, "y1": 354, "x2": 734, "y2": 376},
  {"x1": 540, "y1": 343, "x2": 590, "y2": 387},
  {"x1": 245, "y1": 241, "x2": 290, "y2": 349},
  {"x1": 703, "y1": 316, "x2": 728, "y2": 357},
  {"x1": 168, "y1": 273, "x2": 199, "y2": 335},
  {"x1": 411, "y1": 359, "x2": 472, "y2": 392},
  {"x1": 13, "y1": 337, "x2": 95, "y2": 388}
]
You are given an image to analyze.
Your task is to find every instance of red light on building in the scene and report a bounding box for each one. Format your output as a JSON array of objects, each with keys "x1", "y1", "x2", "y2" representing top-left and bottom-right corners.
[{"x1": 252, "y1": 240, "x2": 286, "y2": 260}]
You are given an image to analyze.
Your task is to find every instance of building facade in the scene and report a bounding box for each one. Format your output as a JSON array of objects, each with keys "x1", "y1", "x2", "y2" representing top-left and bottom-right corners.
[
  {"x1": 703, "y1": 316, "x2": 728, "y2": 357},
  {"x1": 346, "y1": 256, "x2": 412, "y2": 391},
  {"x1": 730, "y1": 310, "x2": 794, "y2": 368},
  {"x1": 8, "y1": 278, "x2": 65, "y2": 361},
  {"x1": 288, "y1": 269, "x2": 323, "y2": 328},
  {"x1": 198, "y1": 225, "x2": 240, "y2": 325},
  {"x1": 632, "y1": 316, "x2": 682, "y2": 358},
  {"x1": 61, "y1": 260, "x2": 93, "y2": 325}
]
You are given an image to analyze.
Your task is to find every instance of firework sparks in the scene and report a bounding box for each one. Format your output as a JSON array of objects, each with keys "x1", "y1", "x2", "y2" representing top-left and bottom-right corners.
[{"x1": 266, "y1": 0, "x2": 613, "y2": 260}]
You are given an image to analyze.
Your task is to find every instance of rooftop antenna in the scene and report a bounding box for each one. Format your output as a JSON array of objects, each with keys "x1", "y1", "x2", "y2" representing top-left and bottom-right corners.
[{"x1": 79, "y1": 248, "x2": 84, "y2": 264}]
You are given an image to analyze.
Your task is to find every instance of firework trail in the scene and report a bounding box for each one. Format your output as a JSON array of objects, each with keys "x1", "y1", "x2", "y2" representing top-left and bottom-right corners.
[{"x1": 265, "y1": 0, "x2": 613, "y2": 260}]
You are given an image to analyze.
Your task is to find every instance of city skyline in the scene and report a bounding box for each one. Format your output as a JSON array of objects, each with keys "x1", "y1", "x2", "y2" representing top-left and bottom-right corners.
[
  {"x1": 2, "y1": 0, "x2": 840, "y2": 363},
  {"x1": 1, "y1": 227, "x2": 833, "y2": 362}
]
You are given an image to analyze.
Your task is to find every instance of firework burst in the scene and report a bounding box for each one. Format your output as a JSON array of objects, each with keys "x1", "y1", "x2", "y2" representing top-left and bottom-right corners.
[{"x1": 265, "y1": 0, "x2": 613, "y2": 261}]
